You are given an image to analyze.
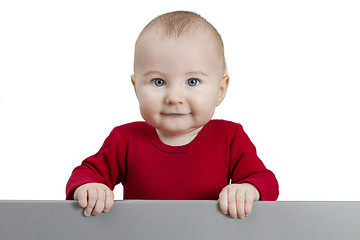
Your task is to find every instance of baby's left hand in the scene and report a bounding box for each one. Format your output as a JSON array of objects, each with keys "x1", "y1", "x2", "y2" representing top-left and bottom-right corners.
[{"x1": 218, "y1": 183, "x2": 260, "y2": 219}]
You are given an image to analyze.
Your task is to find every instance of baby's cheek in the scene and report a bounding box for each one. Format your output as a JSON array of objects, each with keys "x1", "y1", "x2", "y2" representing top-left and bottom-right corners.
[
  {"x1": 139, "y1": 92, "x2": 160, "y2": 110},
  {"x1": 196, "y1": 97, "x2": 216, "y2": 115},
  {"x1": 139, "y1": 103, "x2": 155, "y2": 117}
]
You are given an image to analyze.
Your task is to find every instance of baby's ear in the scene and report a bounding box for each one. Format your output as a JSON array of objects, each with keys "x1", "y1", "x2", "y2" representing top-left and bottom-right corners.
[
  {"x1": 131, "y1": 74, "x2": 137, "y2": 95},
  {"x1": 216, "y1": 75, "x2": 229, "y2": 106}
]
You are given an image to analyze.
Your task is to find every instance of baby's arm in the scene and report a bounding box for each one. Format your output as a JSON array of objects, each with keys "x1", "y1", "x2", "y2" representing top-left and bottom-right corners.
[
  {"x1": 73, "y1": 183, "x2": 114, "y2": 217},
  {"x1": 218, "y1": 183, "x2": 260, "y2": 219},
  {"x1": 219, "y1": 123, "x2": 278, "y2": 219},
  {"x1": 66, "y1": 127, "x2": 128, "y2": 214}
]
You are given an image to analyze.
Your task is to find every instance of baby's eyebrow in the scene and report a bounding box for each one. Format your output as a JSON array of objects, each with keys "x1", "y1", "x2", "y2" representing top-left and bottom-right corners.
[
  {"x1": 143, "y1": 71, "x2": 168, "y2": 78},
  {"x1": 185, "y1": 71, "x2": 209, "y2": 77}
]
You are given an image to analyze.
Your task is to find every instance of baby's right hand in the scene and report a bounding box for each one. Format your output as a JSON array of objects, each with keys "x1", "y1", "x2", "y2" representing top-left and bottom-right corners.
[{"x1": 73, "y1": 183, "x2": 114, "y2": 217}]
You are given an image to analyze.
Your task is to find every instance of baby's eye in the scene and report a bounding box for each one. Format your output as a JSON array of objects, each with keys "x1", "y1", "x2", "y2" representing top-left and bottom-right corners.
[
  {"x1": 186, "y1": 78, "x2": 200, "y2": 87},
  {"x1": 152, "y1": 78, "x2": 166, "y2": 87}
]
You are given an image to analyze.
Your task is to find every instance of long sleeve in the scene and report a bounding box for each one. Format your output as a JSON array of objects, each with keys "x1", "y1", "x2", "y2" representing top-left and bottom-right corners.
[
  {"x1": 65, "y1": 120, "x2": 279, "y2": 201},
  {"x1": 65, "y1": 128, "x2": 127, "y2": 200},
  {"x1": 228, "y1": 124, "x2": 279, "y2": 200}
]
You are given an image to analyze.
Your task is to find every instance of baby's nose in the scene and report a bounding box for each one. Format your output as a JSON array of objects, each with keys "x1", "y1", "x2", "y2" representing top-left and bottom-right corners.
[{"x1": 165, "y1": 87, "x2": 184, "y2": 105}]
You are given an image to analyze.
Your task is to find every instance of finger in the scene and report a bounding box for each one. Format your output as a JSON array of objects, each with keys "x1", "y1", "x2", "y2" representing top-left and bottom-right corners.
[
  {"x1": 218, "y1": 188, "x2": 228, "y2": 215},
  {"x1": 235, "y1": 188, "x2": 246, "y2": 219},
  {"x1": 244, "y1": 190, "x2": 255, "y2": 217},
  {"x1": 84, "y1": 188, "x2": 97, "y2": 217},
  {"x1": 74, "y1": 188, "x2": 88, "y2": 209},
  {"x1": 104, "y1": 189, "x2": 114, "y2": 212},
  {"x1": 228, "y1": 187, "x2": 238, "y2": 218},
  {"x1": 92, "y1": 189, "x2": 105, "y2": 216}
]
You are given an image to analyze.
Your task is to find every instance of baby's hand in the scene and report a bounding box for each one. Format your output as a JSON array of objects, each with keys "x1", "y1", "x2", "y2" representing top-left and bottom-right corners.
[
  {"x1": 218, "y1": 183, "x2": 260, "y2": 219},
  {"x1": 73, "y1": 183, "x2": 114, "y2": 217}
]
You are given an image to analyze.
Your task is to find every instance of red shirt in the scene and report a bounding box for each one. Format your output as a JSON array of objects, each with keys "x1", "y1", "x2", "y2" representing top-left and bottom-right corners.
[{"x1": 66, "y1": 120, "x2": 279, "y2": 200}]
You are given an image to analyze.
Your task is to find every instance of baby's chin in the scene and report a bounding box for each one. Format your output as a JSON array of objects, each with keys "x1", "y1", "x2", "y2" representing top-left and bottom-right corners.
[{"x1": 144, "y1": 115, "x2": 207, "y2": 137}]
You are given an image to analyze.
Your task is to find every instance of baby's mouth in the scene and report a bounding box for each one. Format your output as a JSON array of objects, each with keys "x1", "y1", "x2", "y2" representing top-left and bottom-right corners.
[{"x1": 161, "y1": 112, "x2": 189, "y2": 116}]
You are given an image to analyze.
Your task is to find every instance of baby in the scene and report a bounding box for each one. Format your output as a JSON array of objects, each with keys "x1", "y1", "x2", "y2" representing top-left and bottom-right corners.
[{"x1": 66, "y1": 11, "x2": 279, "y2": 219}]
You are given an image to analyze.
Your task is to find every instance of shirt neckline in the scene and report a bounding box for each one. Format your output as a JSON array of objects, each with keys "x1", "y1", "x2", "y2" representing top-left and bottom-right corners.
[{"x1": 148, "y1": 121, "x2": 210, "y2": 153}]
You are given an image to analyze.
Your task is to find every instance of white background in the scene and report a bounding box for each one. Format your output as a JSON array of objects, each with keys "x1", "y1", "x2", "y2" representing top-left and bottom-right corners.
[{"x1": 0, "y1": 0, "x2": 359, "y2": 201}]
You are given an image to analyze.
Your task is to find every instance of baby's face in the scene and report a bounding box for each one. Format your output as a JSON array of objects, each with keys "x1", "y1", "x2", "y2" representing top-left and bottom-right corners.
[{"x1": 132, "y1": 30, "x2": 228, "y2": 136}]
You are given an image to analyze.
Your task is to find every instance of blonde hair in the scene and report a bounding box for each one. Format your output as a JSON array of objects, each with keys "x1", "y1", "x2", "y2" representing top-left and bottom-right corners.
[{"x1": 134, "y1": 11, "x2": 227, "y2": 74}]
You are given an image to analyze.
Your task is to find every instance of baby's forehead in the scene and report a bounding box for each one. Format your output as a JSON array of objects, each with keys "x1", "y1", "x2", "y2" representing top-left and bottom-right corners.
[
  {"x1": 135, "y1": 29, "x2": 222, "y2": 66},
  {"x1": 134, "y1": 29, "x2": 226, "y2": 76},
  {"x1": 142, "y1": 30, "x2": 215, "y2": 48},
  {"x1": 134, "y1": 33, "x2": 225, "y2": 78}
]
